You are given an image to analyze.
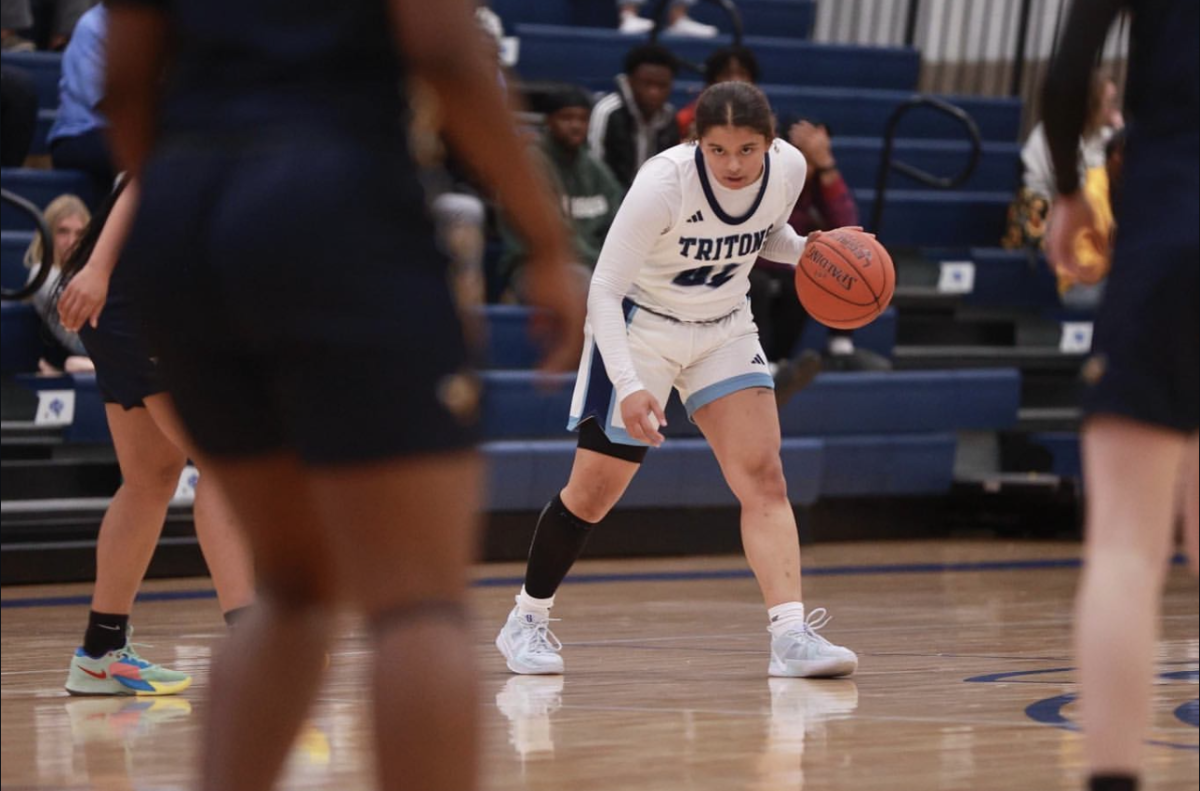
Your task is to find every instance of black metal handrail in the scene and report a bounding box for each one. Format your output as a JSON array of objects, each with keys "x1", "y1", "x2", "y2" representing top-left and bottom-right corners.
[
  {"x1": 869, "y1": 96, "x2": 983, "y2": 238},
  {"x1": 1, "y1": 188, "x2": 53, "y2": 302},
  {"x1": 648, "y1": 0, "x2": 744, "y2": 78}
]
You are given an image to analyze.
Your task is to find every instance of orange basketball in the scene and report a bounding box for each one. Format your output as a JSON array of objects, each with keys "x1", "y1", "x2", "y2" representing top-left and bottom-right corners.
[{"x1": 794, "y1": 228, "x2": 895, "y2": 330}]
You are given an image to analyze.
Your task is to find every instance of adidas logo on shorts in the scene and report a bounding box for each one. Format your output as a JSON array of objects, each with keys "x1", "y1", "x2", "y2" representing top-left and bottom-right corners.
[{"x1": 751, "y1": 353, "x2": 766, "y2": 365}]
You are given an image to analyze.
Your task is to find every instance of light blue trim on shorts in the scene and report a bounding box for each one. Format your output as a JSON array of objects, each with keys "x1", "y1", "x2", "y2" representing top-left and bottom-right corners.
[{"x1": 683, "y1": 372, "x2": 775, "y2": 418}]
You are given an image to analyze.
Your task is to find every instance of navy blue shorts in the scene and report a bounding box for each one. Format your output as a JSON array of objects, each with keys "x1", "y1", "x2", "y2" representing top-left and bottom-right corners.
[
  {"x1": 122, "y1": 135, "x2": 477, "y2": 463},
  {"x1": 77, "y1": 291, "x2": 163, "y2": 410},
  {"x1": 1082, "y1": 135, "x2": 1199, "y2": 433}
]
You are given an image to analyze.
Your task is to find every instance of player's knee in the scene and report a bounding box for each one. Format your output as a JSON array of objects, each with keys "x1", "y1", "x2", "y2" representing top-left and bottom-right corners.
[
  {"x1": 121, "y1": 457, "x2": 187, "y2": 498},
  {"x1": 733, "y1": 454, "x2": 788, "y2": 504},
  {"x1": 258, "y1": 566, "x2": 337, "y2": 613},
  {"x1": 561, "y1": 481, "x2": 620, "y2": 523}
]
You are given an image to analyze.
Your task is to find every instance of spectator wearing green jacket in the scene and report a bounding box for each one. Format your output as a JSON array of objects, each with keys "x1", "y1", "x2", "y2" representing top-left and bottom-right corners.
[{"x1": 502, "y1": 85, "x2": 625, "y2": 301}]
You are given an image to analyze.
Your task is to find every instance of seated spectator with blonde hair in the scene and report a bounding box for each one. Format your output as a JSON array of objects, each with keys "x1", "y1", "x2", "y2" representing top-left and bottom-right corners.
[{"x1": 24, "y1": 193, "x2": 94, "y2": 373}]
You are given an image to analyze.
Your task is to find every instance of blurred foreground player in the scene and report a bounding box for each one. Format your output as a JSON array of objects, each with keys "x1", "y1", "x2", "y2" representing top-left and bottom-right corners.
[
  {"x1": 102, "y1": 0, "x2": 584, "y2": 789},
  {"x1": 1043, "y1": 2, "x2": 1199, "y2": 790}
]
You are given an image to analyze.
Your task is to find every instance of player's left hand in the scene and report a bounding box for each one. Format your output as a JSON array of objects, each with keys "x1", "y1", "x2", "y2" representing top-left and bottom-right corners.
[
  {"x1": 57, "y1": 265, "x2": 111, "y2": 333},
  {"x1": 1045, "y1": 192, "x2": 1095, "y2": 279}
]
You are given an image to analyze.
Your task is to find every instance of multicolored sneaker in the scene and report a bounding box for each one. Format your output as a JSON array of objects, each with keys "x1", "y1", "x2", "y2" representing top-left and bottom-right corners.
[{"x1": 65, "y1": 639, "x2": 192, "y2": 696}]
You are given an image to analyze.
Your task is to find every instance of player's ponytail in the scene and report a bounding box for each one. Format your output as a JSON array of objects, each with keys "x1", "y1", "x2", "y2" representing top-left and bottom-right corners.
[{"x1": 694, "y1": 81, "x2": 774, "y2": 141}]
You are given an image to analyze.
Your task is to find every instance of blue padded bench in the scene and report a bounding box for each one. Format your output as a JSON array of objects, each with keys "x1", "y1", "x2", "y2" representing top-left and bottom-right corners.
[
  {"x1": 673, "y1": 83, "x2": 1023, "y2": 143},
  {"x1": 479, "y1": 367, "x2": 1020, "y2": 440},
  {"x1": 514, "y1": 25, "x2": 919, "y2": 91},
  {"x1": 2, "y1": 230, "x2": 35, "y2": 292},
  {"x1": 480, "y1": 304, "x2": 896, "y2": 371},
  {"x1": 485, "y1": 436, "x2": 824, "y2": 510},
  {"x1": 855, "y1": 189, "x2": 1010, "y2": 248},
  {"x1": 1, "y1": 51, "x2": 62, "y2": 110},
  {"x1": 1, "y1": 168, "x2": 99, "y2": 231},
  {"x1": 820, "y1": 433, "x2": 957, "y2": 496},
  {"x1": 1, "y1": 303, "x2": 41, "y2": 374}
]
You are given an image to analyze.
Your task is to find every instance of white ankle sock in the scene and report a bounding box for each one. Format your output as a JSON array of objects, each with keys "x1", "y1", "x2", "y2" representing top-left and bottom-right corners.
[
  {"x1": 768, "y1": 602, "x2": 806, "y2": 636},
  {"x1": 516, "y1": 586, "x2": 554, "y2": 619},
  {"x1": 828, "y1": 336, "x2": 855, "y2": 355}
]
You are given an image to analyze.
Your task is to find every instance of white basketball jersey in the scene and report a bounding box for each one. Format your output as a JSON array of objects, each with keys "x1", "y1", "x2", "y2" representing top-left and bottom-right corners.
[{"x1": 623, "y1": 139, "x2": 808, "y2": 322}]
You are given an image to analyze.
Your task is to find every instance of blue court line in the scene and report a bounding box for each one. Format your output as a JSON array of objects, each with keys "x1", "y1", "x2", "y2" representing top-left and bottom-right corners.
[
  {"x1": 0, "y1": 554, "x2": 1186, "y2": 610},
  {"x1": 1025, "y1": 693, "x2": 1198, "y2": 752}
]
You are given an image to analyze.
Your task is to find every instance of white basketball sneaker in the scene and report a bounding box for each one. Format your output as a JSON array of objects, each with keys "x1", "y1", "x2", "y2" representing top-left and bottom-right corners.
[
  {"x1": 767, "y1": 608, "x2": 858, "y2": 678},
  {"x1": 496, "y1": 606, "x2": 564, "y2": 675}
]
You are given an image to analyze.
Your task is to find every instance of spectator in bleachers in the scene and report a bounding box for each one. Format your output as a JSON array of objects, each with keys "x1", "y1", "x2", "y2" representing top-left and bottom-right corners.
[
  {"x1": 1056, "y1": 128, "x2": 1126, "y2": 311},
  {"x1": 676, "y1": 46, "x2": 761, "y2": 139},
  {"x1": 589, "y1": 43, "x2": 681, "y2": 189},
  {"x1": 1003, "y1": 72, "x2": 1122, "y2": 252},
  {"x1": 22, "y1": 193, "x2": 94, "y2": 373},
  {"x1": 1, "y1": 64, "x2": 38, "y2": 165},
  {"x1": 500, "y1": 84, "x2": 624, "y2": 302},
  {"x1": 617, "y1": 0, "x2": 717, "y2": 37},
  {"x1": 45, "y1": 2, "x2": 113, "y2": 191},
  {"x1": 1, "y1": 0, "x2": 36, "y2": 50}
]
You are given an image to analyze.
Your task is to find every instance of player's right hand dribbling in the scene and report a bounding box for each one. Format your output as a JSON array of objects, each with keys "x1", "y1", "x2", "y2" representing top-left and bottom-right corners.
[{"x1": 621, "y1": 390, "x2": 667, "y2": 447}]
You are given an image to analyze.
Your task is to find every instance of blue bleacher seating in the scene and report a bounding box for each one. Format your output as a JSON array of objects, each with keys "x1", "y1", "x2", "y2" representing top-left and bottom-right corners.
[
  {"x1": 32, "y1": 109, "x2": 56, "y2": 156},
  {"x1": 0, "y1": 168, "x2": 99, "y2": 232},
  {"x1": 485, "y1": 436, "x2": 824, "y2": 510},
  {"x1": 0, "y1": 51, "x2": 61, "y2": 110},
  {"x1": 834, "y1": 139, "x2": 1020, "y2": 193},
  {"x1": 12, "y1": 373, "x2": 111, "y2": 443},
  {"x1": 1, "y1": 303, "x2": 41, "y2": 374},
  {"x1": 955, "y1": 248, "x2": 1061, "y2": 310},
  {"x1": 672, "y1": 83, "x2": 1023, "y2": 143},
  {"x1": 2, "y1": 230, "x2": 35, "y2": 292},
  {"x1": 480, "y1": 367, "x2": 1019, "y2": 440},
  {"x1": 1028, "y1": 432, "x2": 1082, "y2": 478},
  {"x1": 491, "y1": 0, "x2": 816, "y2": 40},
  {"x1": 820, "y1": 433, "x2": 957, "y2": 496},
  {"x1": 856, "y1": 189, "x2": 1010, "y2": 248},
  {"x1": 514, "y1": 25, "x2": 920, "y2": 92}
]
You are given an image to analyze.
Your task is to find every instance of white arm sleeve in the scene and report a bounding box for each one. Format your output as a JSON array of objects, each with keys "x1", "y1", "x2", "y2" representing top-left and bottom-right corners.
[
  {"x1": 758, "y1": 139, "x2": 810, "y2": 265},
  {"x1": 588, "y1": 156, "x2": 681, "y2": 402}
]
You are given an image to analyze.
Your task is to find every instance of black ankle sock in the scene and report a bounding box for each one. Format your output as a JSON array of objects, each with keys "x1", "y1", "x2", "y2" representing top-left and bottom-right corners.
[
  {"x1": 523, "y1": 493, "x2": 596, "y2": 599},
  {"x1": 83, "y1": 611, "x2": 129, "y2": 658},
  {"x1": 1090, "y1": 775, "x2": 1138, "y2": 791},
  {"x1": 222, "y1": 605, "x2": 252, "y2": 630}
]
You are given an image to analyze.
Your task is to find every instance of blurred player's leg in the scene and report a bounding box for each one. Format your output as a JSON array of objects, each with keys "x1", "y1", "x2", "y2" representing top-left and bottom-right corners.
[
  {"x1": 311, "y1": 452, "x2": 482, "y2": 791},
  {"x1": 144, "y1": 395, "x2": 255, "y2": 617},
  {"x1": 197, "y1": 455, "x2": 336, "y2": 791},
  {"x1": 1183, "y1": 432, "x2": 1199, "y2": 576},
  {"x1": 1075, "y1": 415, "x2": 1187, "y2": 781}
]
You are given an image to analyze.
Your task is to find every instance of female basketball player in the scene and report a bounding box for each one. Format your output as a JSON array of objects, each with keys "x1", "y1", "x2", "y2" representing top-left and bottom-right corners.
[
  {"x1": 496, "y1": 81, "x2": 858, "y2": 679},
  {"x1": 56, "y1": 178, "x2": 255, "y2": 696},
  {"x1": 102, "y1": 1, "x2": 583, "y2": 789},
  {"x1": 1043, "y1": 2, "x2": 1198, "y2": 790}
]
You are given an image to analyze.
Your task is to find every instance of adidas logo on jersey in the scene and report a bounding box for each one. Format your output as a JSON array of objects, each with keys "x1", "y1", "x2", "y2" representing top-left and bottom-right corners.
[
  {"x1": 685, "y1": 210, "x2": 705, "y2": 224},
  {"x1": 751, "y1": 353, "x2": 766, "y2": 366}
]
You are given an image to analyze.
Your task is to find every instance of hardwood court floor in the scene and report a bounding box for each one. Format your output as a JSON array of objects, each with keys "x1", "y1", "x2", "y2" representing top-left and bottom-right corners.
[{"x1": 2, "y1": 540, "x2": 1197, "y2": 790}]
